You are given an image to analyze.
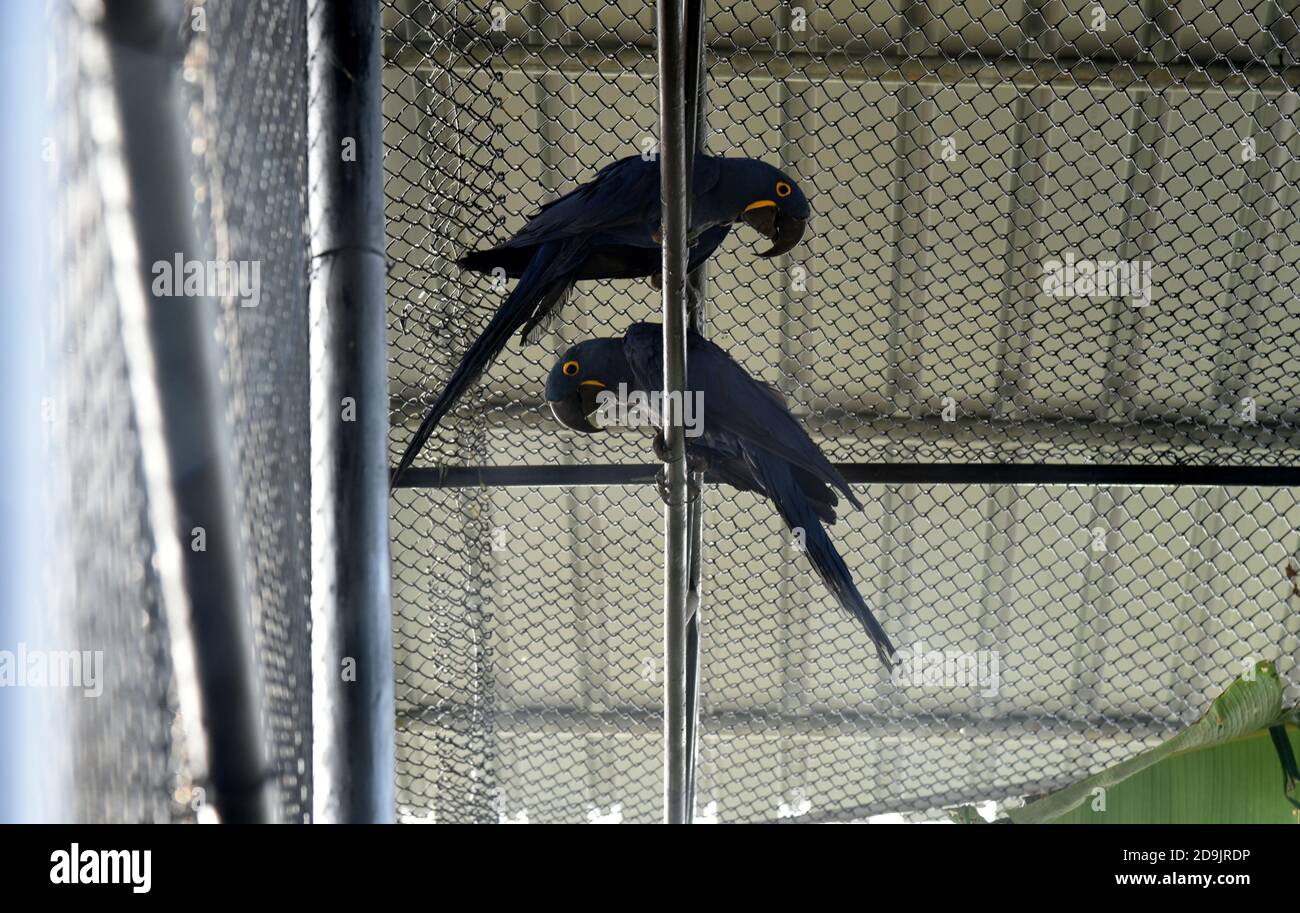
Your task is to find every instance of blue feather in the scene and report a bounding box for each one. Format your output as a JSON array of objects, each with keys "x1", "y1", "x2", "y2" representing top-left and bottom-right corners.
[
  {"x1": 620, "y1": 323, "x2": 894, "y2": 668},
  {"x1": 748, "y1": 451, "x2": 896, "y2": 669}
]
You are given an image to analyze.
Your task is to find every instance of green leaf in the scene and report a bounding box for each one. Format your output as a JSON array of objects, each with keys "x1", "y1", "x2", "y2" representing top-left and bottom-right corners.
[
  {"x1": 947, "y1": 805, "x2": 990, "y2": 824},
  {"x1": 1007, "y1": 661, "x2": 1293, "y2": 824}
]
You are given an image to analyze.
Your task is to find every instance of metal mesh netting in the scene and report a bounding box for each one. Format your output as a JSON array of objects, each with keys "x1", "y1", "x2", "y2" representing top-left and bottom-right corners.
[
  {"x1": 383, "y1": 1, "x2": 1300, "y2": 821},
  {"x1": 36, "y1": 1, "x2": 314, "y2": 822},
  {"x1": 184, "y1": 0, "x2": 314, "y2": 824}
]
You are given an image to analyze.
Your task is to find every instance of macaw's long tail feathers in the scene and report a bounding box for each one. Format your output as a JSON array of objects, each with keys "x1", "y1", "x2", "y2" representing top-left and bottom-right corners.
[
  {"x1": 391, "y1": 243, "x2": 567, "y2": 489},
  {"x1": 755, "y1": 454, "x2": 896, "y2": 670},
  {"x1": 802, "y1": 518, "x2": 897, "y2": 671}
]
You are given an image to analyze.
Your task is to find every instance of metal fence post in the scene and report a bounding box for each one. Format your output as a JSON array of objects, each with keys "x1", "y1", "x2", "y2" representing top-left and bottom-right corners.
[
  {"x1": 682, "y1": 0, "x2": 708, "y2": 822},
  {"x1": 658, "y1": 0, "x2": 693, "y2": 825},
  {"x1": 308, "y1": 0, "x2": 396, "y2": 824}
]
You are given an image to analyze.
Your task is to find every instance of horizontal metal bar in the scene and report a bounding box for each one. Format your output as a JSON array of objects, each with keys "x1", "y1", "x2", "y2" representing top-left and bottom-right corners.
[
  {"x1": 395, "y1": 464, "x2": 661, "y2": 488},
  {"x1": 844, "y1": 463, "x2": 1300, "y2": 487},
  {"x1": 391, "y1": 462, "x2": 1300, "y2": 489},
  {"x1": 397, "y1": 703, "x2": 1182, "y2": 740},
  {"x1": 387, "y1": 35, "x2": 1300, "y2": 96}
]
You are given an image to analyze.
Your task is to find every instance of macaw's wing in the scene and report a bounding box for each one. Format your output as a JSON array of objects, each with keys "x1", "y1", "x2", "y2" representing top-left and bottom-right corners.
[
  {"x1": 461, "y1": 155, "x2": 727, "y2": 277},
  {"x1": 567, "y1": 222, "x2": 734, "y2": 283},
  {"x1": 704, "y1": 442, "x2": 841, "y2": 524},
  {"x1": 457, "y1": 156, "x2": 659, "y2": 278},
  {"x1": 687, "y1": 223, "x2": 732, "y2": 271},
  {"x1": 505, "y1": 155, "x2": 662, "y2": 248},
  {"x1": 516, "y1": 224, "x2": 731, "y2": 342},
  {"x1": 674, "y1": 424, "x2": 840, "y2": 524},
  {"x1": 622, "y1": 323, "x2": 861, "y2": 511},
  {"x1": 624, "y1": 324, "x2": 889, "y2": 667}
]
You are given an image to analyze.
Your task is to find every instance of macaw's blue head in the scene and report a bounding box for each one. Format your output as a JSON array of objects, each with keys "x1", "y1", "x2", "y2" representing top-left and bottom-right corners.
[
  {"x1": 544, "y1": 337, "x2": 633, "y2": 434},
  {"x1": 721, "y1": 159, "x2": 810, "y2": 258}
]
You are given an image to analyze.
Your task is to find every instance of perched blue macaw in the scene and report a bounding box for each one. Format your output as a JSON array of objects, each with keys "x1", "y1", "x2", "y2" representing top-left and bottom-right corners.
[
  {"x1": 391, "y1": 153, "x2": 811, "y2": 486},
  {"x1": 542, "y1": 323, "x2": 897, "y2": 670}
]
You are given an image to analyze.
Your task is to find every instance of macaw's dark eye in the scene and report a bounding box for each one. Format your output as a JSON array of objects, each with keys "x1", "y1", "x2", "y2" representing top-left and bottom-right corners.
[
  {"x1": 775, "y1": 180, "x2": 792, "y2": 198},
  {"x1": 562, "y1": 360, "x2": 580, "y2": 377}
]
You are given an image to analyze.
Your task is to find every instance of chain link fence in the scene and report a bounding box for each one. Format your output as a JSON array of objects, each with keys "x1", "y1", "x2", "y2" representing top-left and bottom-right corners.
[
  {"x1": 32, "y1": 0, "x2": 313, "y2": 823},
  {"x1": 185, "y1": 0, "x2": 314, "y2": 823},
  {"x1": 384, "y1": 0, "x2": 1300, "y2": 822}
]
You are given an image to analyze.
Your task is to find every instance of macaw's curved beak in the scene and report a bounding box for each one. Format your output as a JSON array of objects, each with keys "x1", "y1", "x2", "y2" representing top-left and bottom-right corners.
[
  {"x1": 741, "y1": 203, "x2": 807, "y2": 258},
  {"x1": 547, "y1": 382, "x2": 606, "y2": 434}
]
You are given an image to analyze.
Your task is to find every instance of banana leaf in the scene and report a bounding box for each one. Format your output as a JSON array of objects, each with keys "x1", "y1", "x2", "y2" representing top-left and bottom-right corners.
[{"x1": 997, "y1": 661, "x2": 1299, "y2": 824}]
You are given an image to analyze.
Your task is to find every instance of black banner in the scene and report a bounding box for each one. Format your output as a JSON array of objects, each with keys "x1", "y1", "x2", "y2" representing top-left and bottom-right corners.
[{"x1": 0, "y1": 823, "x2": 1287, "y2": 898}]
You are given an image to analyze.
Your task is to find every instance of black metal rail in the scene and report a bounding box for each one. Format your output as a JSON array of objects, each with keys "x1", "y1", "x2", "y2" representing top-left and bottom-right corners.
[{"x1": 393, "y1": 462, "x2": 1300, "y2": 490}]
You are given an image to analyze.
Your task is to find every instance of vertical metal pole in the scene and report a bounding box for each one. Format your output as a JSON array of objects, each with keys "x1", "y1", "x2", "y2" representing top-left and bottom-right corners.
[
  {"x1": 308, "y1": 0, "x2": 396, "y2": 823},
  {"x1": 682, "y1": 0, "x2": 708, "y2": 821},
  {"x1": 103, "y1": 0, "x2": 273, "y2": 824},
  {"x1": 657, "y1": 0, "x2": 692, "y2": 824}
]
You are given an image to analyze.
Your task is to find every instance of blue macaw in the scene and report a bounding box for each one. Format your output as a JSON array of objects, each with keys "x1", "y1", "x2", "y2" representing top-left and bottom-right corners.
[
  {"x1": 542, "y1": 323, "x2": 897, "y2": 670},
  {"x1": 391, "y1": 153, "x2": 811, "y2": 486}
]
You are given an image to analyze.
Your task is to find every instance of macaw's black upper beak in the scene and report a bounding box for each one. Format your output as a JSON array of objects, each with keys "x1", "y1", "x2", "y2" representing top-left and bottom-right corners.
[
  {"x1": 741, "y1": 204, "x2": 807, "y2": 258},
  {"x1": 547, "y1": 383, "x2": 606, "y2": 434}
]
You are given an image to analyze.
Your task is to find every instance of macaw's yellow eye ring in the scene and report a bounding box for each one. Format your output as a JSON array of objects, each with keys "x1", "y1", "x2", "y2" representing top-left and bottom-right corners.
[
  {"x1": 562, "y1": 360, "x2": 580, "y2": 377},
  {"x1": 775, "y1": 180, "x2": 793, "y2": 198}
]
